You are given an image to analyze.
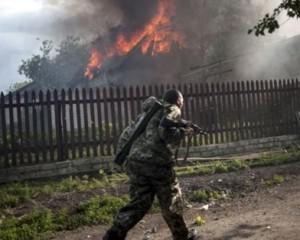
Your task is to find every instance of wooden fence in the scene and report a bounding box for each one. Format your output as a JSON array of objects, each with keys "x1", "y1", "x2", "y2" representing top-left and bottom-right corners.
[{"x1": 0, "y1": 79, "x2": 299, "y2": 169}]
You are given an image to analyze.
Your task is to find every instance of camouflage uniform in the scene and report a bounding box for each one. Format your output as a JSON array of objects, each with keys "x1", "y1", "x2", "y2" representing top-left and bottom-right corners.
[{"x1": 104, "y1": 97, "x2": 188, "y2": 240}]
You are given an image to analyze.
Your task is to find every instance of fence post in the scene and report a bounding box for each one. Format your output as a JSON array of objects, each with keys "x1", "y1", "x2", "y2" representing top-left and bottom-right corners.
[{"x1": 54, "y1": 90, "x2": 64, "y2": 162}]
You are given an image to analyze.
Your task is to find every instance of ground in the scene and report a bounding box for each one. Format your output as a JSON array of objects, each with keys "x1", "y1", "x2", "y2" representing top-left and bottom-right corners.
[{"x1": 51, "y1": 161, "x2": 300, "y2": 240}]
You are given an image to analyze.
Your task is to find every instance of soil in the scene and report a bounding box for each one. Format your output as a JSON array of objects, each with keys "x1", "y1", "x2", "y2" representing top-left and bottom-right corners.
[{"x1": 51, "y1": 161, "x2": 300, "y2": 240}]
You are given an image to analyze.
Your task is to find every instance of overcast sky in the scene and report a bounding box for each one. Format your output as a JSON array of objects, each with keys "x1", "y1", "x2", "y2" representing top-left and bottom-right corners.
[{"x1": 0, "y1": 0, "x2": 300, "y2": 92}]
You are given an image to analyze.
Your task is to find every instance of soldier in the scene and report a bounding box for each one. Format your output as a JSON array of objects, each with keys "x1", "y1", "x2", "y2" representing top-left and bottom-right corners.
[{"x1": 103, "y1": 89, "x2": 198, "y2": 240}]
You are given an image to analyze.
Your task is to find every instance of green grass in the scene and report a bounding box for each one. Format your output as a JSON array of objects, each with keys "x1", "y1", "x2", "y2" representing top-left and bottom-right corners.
[
  {"x1": 0, "y1": 149, "x2": 299, "y2": 240},
  {"x1": 176, "y1": 151, "x2": 300, "y2": 178},
  {"x1": 191, "y1": 189, "x2": 224, "y2": 203},
  {"x1": 0, "y1": 171, "x2": 128, "y2": 210},
  {"x1": 265, "y1": 174, "x2": 285, "y2": 186},
  {"x1": 0, "y1": 195, "x2": 129, "y2": 240}
]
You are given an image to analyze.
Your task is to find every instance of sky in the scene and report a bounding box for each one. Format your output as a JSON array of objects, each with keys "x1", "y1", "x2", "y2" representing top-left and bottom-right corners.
[{"x1": 0, "y1": 0, "x2": 300, "y2": 92}]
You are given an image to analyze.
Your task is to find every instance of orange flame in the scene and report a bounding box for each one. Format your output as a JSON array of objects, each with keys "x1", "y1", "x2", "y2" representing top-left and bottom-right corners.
[{"x1": 85, "y1": 0, "x2": 185, "y2": 80}]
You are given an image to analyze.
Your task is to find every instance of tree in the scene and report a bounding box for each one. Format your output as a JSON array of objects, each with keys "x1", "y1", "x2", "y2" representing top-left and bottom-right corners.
[
  {"x1": 18, "y1": 36, "x2": 89, "y2": 90},
  {"x1": 18, "y1": 40, "x2": 53, "y2": 89},
  {"x1": 249, "y1": 0, "x2": 300, "y2": 36}
]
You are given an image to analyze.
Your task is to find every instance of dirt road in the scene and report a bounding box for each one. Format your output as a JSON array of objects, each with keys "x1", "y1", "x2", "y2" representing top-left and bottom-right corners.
[{"x1": 53, "y1": 162, "x2": 300, "y2": 240}]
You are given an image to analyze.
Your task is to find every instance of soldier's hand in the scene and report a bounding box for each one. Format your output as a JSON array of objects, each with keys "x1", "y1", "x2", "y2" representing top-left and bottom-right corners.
[{"x1": 184, "y1": 127, "x2": 195, "y2": 136}]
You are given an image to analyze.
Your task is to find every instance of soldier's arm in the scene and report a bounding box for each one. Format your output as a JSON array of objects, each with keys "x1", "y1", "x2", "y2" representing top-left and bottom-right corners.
[{"x1": 158, "y1": 105, "x2": 185, "y2": 144}]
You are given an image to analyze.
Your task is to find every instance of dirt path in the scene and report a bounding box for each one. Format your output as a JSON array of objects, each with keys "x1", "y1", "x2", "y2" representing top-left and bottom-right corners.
[{"x1": 53, "y1": 163, "x2": 300, "y2": 240}]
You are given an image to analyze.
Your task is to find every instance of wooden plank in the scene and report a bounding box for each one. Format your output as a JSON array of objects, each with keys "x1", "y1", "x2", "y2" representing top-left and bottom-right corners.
[
  {"x1": 96, "y1": 88, "x2": 105, "y2": 156},
  {"x1": 246, "y1": 81, "x2": 253, "y2": 139},
  {"x1": 116, "y1": 87, "x2": 123, "y2": 137},
  {"x1": 16, "y1": 92, "x2": 24, "y2": 165},
  {"x1": 194, "y1": 83, "x2": 202, "y2": 145},
  {"x1": 236, "y1": 82, "x2": 243, "y2": 140},
  {"x1": 136, "y1": 86, "x2": 142, "y2": 114},
  {"x1": 82, "y1": 88, "x2": 90, "y2": 157},
  {"x1": 123, "y1": 87, "x2": 129, "y2": 127},
  {"x1": 68, "y1": 89, "x2": 76, "y2": 159},
  {"x1": 211, "y1": 83, "x2": 219, "y2": 144},
  {"x1": 273, "y1": 80, "x2": 280, "y2": 135},
  {"x1": 8, "y1": 92, "x2": 16, "y2": 166},
  {"x1": 189, "y1": 84, "x2": 197, "y2": 146},
  {"x1": 200, "y1": 83, "x2": 208, "y2": 145},
  {"x1": 129, "y1": 86, "x2": 136, "y2": 120},
  {"x1": 148, "y1": 85, "x2": 153, "y2": 97},
  {"x1": 61, "y1": 89, "x2": 68, "y2": 160},
  {"x1": 227, "y1": 82, "x2": 234, "y2": 142},
  {"x1": 0, "y1": 92, "x2": 9, "y2": 167},
  {"x1": 75, "y1": 88, "x2": 83, "y2": 158},
  {"x1": 54, "y1": 90, "x2": 64, "y2": 161},
  {"x1": 205, "y1": 83, "x2": 214, "y2": 144},
  {"x1": 221, "y1": 83, "x2": 230, "y2": 142},
  {"x1": 89, "y1": 89, "x2": 97, "y2": 157},
  {"x1": 251, "y1": 81, "x2": 259, "y2": 138},
  {"x1": 31, "y1": 91, "x2": 39, "y2": 164},
  {"x1": 241, "y1": 81, "x2": 248, "y2": 139},
  {"x1": 109, "y1": 87, "x2": 117, "y2": 154},
  {"x1": 103, "y1": 87, "x2": 111, "y2": 155},
  {"x1": 291, "y1": 79, "x2": 297, "y2": 132},
  {"x1": 282, "y1": 79, "x2": 289, "y2": 134},
  {"x1": 24, "y1": 91, "x2": 32, "y2": 164},
  {"x1": 46, "y1": 90, "x2": 54, "y2": 162},
  {"x1": 39, "y1": 91, "x2": 47, "y2": 162},
  {"x1": 256, "y1": 81, "x2": 264, "y2": 138},
  {"x1": 269, "y1": 80, "x2": 275, "y2": 135},
  {"x1": 216, "y1": 83, "x2": 225, "y2": 143}
]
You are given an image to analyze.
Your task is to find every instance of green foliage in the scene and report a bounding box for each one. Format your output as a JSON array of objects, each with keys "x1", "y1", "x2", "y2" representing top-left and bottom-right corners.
[
  {"x1": 76, "y1": 195, "x2": 128, "y2": 225},
  {"x1": 18, "y1": 36, "x2": 88, "y2": 90},
  {"x1": 194, "y1": 215, "x2": 206, "y2": 226},
  {"x1": 0, "y1": 209, "x2": 54, "y2": 240},
  {"x1": 0, "y1": 183, "x2": 32, "y2": 209},
  {"x1": 0, "y1": 195, "x2": 129, "y2": 240},
  {"x1": 191, "y1": 189, "x2": 223, "y2": 203},
  {"x1": 266, "y1": 174, "x2": 285, "y2": 186},
  {"x1": 176, "y1": 150, "x2": 300, "y2": 178},
  {"x1": 249, "y1": 0, "x2": 300, "y2": 36},
  {"x1": 0, "y1": 173, "x2": 128, "y2": 212}
]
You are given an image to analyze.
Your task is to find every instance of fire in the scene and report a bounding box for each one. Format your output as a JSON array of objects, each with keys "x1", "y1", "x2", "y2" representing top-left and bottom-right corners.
[{"x1": 85, "y1": 0, "x2": 185, "y2": 80}]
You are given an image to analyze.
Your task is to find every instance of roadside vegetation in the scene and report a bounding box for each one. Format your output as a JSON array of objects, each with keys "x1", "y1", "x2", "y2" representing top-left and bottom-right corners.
[{"x1": 0, "y1": 148, "x2": 299, "y2": 240}]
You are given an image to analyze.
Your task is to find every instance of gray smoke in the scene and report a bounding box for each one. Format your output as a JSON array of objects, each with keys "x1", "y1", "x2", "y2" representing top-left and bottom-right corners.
[{"x1": 45, "y1": 0, "x2": 159, "y2": 38}]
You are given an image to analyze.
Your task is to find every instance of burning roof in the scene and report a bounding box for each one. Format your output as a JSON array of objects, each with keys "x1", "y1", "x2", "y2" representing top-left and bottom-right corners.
[{"x1": 84, "y1": 0, "x2": 186, "y2": 80}]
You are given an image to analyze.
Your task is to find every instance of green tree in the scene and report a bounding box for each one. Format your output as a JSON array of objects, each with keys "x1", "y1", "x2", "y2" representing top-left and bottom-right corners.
[
  {"x1": 18, "y1": 36, "x2": 89, "y2": 90},
  {"x1": 18, "y1": 40, "x2": 53, "y2": 89},
  {"x1": 249, "y1": 0, "x2": 300, "y2": 36}
]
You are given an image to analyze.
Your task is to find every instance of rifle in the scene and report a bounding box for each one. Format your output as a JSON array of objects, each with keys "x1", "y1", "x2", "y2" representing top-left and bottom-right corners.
[
  {"x1": 161, "y1": 117, "x2": 208, "y2": 163},
  {"x1": 114, "y1": 99, "x2": 163, "y2": 166},
  {"x1": 183, "y1": 123, "x2": 208, "y2": 163}
]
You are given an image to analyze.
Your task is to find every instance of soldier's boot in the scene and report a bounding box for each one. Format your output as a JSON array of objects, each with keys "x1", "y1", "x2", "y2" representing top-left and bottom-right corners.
[{"x1": 102, "y1": 229, "x2": 126, "y2": 240}]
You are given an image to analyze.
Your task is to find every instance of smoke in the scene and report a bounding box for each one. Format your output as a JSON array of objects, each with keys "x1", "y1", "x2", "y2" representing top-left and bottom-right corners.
[{"x1": 44, "y1": 0, "x2": 159, "y2": 38}]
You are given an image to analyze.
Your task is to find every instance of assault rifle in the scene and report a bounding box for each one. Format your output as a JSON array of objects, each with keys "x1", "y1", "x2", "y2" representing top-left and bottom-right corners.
[
  {"x1": 160, "y1": 118, "x2": 208, "y2": 136},
  {"x1": 161, "y1": 117, "x2": 208, "y2": 163}
]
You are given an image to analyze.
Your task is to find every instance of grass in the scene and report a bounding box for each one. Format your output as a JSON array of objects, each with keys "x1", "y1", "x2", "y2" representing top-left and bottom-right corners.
[
  {"x1": 265, "y1": 174, "x2": 285, "y2": 186},
  {"x1": 0, "y1": 171, "x2": 128, "y2": 210},
  {"x1": 0, "y1": 149, "x2": 299, "y2": 239},
  {"x1": 176, "y1": 150, "x2": 300, "y2": 178},
  {"x1": 191, "y1": 189, "x2": 225, "y2": 203},
  {"x1": 0, "y1": 195, "x2": 129, "y2": 240}
]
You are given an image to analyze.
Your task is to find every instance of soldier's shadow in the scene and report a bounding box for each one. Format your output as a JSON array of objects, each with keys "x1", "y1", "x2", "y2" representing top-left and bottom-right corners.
[{"x1": 214, "y1": 223, "x2": 269, "y2": 240}]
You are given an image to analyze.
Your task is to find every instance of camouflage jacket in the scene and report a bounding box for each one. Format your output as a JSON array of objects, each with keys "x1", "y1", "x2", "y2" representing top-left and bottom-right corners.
[{"x1": 118, "y1": 97, "x2": 185, "y2": 176}]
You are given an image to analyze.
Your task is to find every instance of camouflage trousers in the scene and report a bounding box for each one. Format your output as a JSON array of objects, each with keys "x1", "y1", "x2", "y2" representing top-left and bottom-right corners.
[{"x1": 103, "y1": 168, "x2": 189, "y2": 240}]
